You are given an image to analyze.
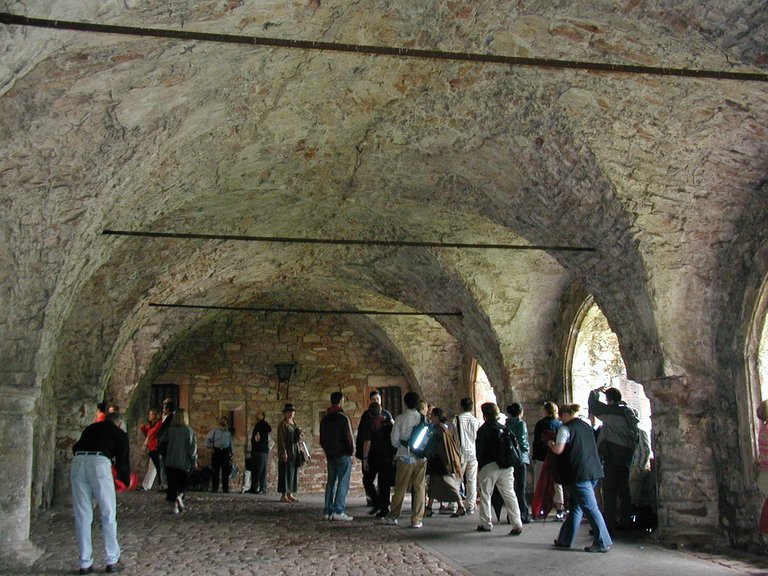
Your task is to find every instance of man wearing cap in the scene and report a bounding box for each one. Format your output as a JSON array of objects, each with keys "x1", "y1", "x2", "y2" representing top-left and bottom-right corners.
[{"x1": 71, "y1": 411, "x2": 130, "y2": 574}]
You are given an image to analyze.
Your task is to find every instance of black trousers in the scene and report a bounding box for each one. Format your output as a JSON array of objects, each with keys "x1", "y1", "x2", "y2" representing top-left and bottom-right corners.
[
  {"x1": 211, "y1": 450, "x2": 232, "y2": 493},
  {"x1": 250, "y1": 452, "x2": 269, "y2": 493},
  {"x1": 514, "y1": 462, "x2": 530, "y2": 522},
  {"x1": 366, "y1": 455, "x2": 394, "y2": 513},
  {"x1": 165, "y1": 466, "x2": 188, "y2": 502}
]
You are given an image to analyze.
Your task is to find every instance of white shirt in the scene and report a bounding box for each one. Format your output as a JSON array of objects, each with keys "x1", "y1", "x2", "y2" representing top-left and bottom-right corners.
[
  {"x1": 390, "y1": 409, "x2": 424, "y2": 461},
  {"x1": 453, "y1": 411, "x2": 480, "y2": 459}
]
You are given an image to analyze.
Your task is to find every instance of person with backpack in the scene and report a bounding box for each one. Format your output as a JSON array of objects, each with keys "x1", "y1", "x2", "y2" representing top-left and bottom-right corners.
[
  {"x1": 588, "y1": 386, "x2": 640, "y2": 533},
  {"x1": 382, "y1": 391, "x2": 429, "y2": 528},
  {"x1": 475, "y1": 402, "x2": 524, "y2": 536}
]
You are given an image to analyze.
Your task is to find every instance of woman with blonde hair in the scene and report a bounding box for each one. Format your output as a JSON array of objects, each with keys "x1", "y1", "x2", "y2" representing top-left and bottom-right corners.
[{"x1": 164, "y1": 408, "x2": 197, "y2": 514}]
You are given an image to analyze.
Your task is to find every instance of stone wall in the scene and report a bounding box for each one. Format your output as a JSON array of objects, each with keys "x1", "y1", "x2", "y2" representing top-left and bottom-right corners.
[{"x1": 141, "y1": 312, "x2": 419, "y2": 493}]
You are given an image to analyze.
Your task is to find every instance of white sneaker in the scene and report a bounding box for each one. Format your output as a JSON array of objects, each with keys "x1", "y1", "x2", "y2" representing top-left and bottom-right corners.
[
  {"x1": 322, "y1": 514, "x2": 331, "y2": 521},
  {"x1": 172, "y1": 505, "x2": 179, "y2": 515},
  {"x1": 381, "y1": 517, "x2": 398, "y2": 525},
  {"x1": 331, "y1": 512, "x2": 353, "y2": 522},
  {"x1": 176, "y1": 495, "x2": 185, "y2": 511},
  {"x1": 411, "y1": 522, "x2": 423, "y2": 529}
]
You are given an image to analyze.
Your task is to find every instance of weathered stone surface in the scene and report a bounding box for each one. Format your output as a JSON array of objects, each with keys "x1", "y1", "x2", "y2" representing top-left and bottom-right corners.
[{"x1": 1, "y1": 0, "x2": 768, "y2": 561}]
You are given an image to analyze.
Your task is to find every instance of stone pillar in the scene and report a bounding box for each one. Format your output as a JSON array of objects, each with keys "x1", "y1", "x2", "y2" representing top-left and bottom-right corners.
[
  {"x1": 0, "y1": 386, "x2": 42, "y2": 566},
  {"x1": 644, "y1": 374, "x2": 725, "y2": 545}
]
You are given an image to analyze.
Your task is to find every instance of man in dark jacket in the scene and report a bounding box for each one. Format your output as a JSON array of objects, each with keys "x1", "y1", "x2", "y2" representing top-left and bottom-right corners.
[
  {"x1": 71, "y1": 411, "x2": 129, "y2": 574},
  {"x1": 549, "y1": 404, "x2": 612, "y2": 553},
  {"x1": 506, "y1": 402, "x2": 531, "y2": 524},
  {"x1": 320, "y1": 391, "x2": 355, "y2": 521},
  {"x1": 355, "y1": 389, "x2": 393, "y2": 510},
  {"x1": 588, "y1": 386, "x2": 640, "y2": 531},
  {"x1": 475, "y1": 402, "x2": 523, "y2": 535},
  {"x1": 248, "y1": 411, "x2": 272, "y2": 494}
]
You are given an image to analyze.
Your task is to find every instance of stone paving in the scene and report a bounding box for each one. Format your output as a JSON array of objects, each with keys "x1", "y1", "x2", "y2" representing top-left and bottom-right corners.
[{"x1": 7, "y1": 490, "x2": 768, "y2": 575}]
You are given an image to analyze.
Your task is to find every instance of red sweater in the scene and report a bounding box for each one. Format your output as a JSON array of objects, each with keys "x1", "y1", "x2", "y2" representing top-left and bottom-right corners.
[{"x1": 141, "y1": 419, "x2": 163, "y2": 452}]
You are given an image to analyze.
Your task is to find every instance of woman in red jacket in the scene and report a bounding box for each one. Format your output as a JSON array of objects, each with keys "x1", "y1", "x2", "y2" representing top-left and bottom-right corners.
[{"x1": 140, "y1": 409, "x2": 163, "y2": 491}]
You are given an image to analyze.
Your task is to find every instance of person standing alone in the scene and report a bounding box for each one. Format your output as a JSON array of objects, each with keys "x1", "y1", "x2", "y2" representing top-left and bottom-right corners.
[
  {"x1": 320, "y1": 391, "x2": 355, "y2": 521},
  {"x1": 206, "y1": 416, "x2": 233, "y2": 493},
  {"x1": 249, "y1": 411, "x2": 272, "y2": 494},
  {"x1": 71, "y1": 411, "x2": 129, "y2": 574}
]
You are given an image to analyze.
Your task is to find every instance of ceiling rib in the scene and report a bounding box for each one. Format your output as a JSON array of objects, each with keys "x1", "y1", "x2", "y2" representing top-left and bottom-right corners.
[
  {"x1": 2, "y1": 12, "x2": 767, "y2": 82},
  {"x1": 102, "y1": 229, "x2": 596, "y2": 252}
]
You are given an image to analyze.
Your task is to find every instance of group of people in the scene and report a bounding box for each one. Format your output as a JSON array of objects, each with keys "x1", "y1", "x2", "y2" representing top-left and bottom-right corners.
[
  {"x1": 315, "y1": 390, "x2": 527, "y2": 536},
  {"x1": 72, "y1": 385, "x2": 648, "y2": 572}
]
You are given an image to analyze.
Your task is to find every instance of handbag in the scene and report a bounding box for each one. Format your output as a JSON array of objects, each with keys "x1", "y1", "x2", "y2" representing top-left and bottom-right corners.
[{"x1": 298, "y1": 440, "x2": 310, "y2": 467}]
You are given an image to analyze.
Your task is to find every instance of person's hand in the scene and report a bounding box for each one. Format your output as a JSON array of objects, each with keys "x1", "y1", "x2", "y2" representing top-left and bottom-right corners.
[
  {"x1": 255, "y1": 432, "x2": 261, "y2": 442},
  {"x1": 281, "y1": 451, "x2": 288, "y2": 462},
  {"x1": 362, "y1": 459, "x2": 369, "y2": 472}
]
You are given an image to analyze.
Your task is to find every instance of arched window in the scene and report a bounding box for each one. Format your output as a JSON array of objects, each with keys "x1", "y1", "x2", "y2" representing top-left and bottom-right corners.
[
  {"x1": 568, "y1": 297, "x2": 652, "y2": 431},
  {"x1": 470, "y1": 360, "x2": 496, "y2": 419},
  {"x1": 745, "y1": 277, "x2": 768, "y2": 453}
]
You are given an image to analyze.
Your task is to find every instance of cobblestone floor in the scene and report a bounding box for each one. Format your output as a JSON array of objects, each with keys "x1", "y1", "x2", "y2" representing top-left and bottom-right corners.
[{"x1": 6, "y1": 490, "x2": 768, "y2": 575}]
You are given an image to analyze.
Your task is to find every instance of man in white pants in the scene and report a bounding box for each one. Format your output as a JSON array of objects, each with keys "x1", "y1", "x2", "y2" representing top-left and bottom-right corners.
[
  {"x1": 475, "y1": 402, "x2": 524, "y2": 535},
  {"x1": 453, "y1": 397, "x2": 480, "y2": 514},
  {"x1": 71, "y1": 411, "x2": 129, "y2": 574}
]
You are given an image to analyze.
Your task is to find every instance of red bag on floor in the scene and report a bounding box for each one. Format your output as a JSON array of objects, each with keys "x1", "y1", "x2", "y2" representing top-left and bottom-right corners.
[{"x1": 759, "y1": 498, "x2": 768, "y2": 534}]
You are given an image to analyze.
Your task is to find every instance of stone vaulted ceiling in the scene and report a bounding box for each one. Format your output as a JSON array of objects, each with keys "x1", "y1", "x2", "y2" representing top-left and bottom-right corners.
[{"x1": 2, "y1": 0, "x2": 768, "y2": 419}]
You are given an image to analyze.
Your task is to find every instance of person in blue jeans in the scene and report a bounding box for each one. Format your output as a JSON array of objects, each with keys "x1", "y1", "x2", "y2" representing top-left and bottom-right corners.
[
  {"x1": 548, "y1": 403, "x2": 613, "y2": 553},
  {"x1": 320, "y1": 391, "x2": 355, "y2": 521}
]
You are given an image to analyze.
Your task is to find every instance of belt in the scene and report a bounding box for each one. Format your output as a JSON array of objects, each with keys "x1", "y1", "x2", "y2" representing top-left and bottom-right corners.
[{"x1": 74, "y1": 451, "x2": 109, "y2": 458}]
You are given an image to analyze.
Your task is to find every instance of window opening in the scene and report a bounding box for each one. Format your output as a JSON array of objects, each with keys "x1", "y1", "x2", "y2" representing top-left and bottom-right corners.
[{"x1": 570, "y1": 301, "x2": 652, "y2": 431}]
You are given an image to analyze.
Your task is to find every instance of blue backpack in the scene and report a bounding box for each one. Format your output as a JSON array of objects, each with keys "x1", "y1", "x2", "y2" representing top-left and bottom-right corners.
[{"x1": 404, "y1": 416, "x2": 431, "y2": 458}]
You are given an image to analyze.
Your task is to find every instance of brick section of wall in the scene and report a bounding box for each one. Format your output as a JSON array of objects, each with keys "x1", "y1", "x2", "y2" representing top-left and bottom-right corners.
[{"x1": 148, "y1": 312, "x2": 408, "y2": 494}]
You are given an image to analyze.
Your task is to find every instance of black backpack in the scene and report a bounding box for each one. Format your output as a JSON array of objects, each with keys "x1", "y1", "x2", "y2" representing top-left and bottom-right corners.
[{"x1": 496, "y1": 425, "x2": 522, "y2": 469}]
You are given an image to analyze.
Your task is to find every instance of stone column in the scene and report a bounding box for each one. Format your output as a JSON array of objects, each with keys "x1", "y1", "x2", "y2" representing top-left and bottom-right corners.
[
  {"x1": 0, "y1": 386, "x2": 42, "y2": 566},
  {"x1": 644, "y1": 374, "x2": 724, "y2": 545}
]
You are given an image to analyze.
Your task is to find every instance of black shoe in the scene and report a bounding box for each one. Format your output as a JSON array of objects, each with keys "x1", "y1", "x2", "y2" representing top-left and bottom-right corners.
[
  {"x1": 79, "y1": 567, "x2": 93, "y2": 575},
  {"x1": 106, "y1": 561, "x2": 124, "y2": 573},
  {"x1": 368, "y1": 507, "x2": 380, "y2": 515},
  {"x1": 508, "y1": 528, "x2": 523, "y2": 536},
  {"x1": 476, "y1": 525, "x2": 492, "y2": 532},
  {"x1": 376, "y1": 509, "x2": 389, "y2": 518},
  {"x1": 553, "y1": 539, "x2": 570, "y2": 549},
  {"x1": 584, "y1": 544, "x2": 611, "y2": 553}
]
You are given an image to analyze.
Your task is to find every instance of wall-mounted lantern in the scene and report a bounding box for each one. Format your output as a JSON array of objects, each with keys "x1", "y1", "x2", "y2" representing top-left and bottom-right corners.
[{"x1": 274, "y1": 362, "x2": 297, "y2": 399}]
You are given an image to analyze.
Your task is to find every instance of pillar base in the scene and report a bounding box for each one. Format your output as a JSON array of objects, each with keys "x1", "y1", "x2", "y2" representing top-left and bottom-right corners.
[
  {"x1": 0, "y1": 539, "x2": 43, "y2": 567},
  {"x1": 655, "y1": 526, "x2": 727, "y2": 550}
]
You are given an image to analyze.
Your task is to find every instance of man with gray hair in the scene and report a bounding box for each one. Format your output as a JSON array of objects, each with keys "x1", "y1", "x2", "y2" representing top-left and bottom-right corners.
[{"x1": 71, "y1": 411, "x2": 129, "y2": 574}]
